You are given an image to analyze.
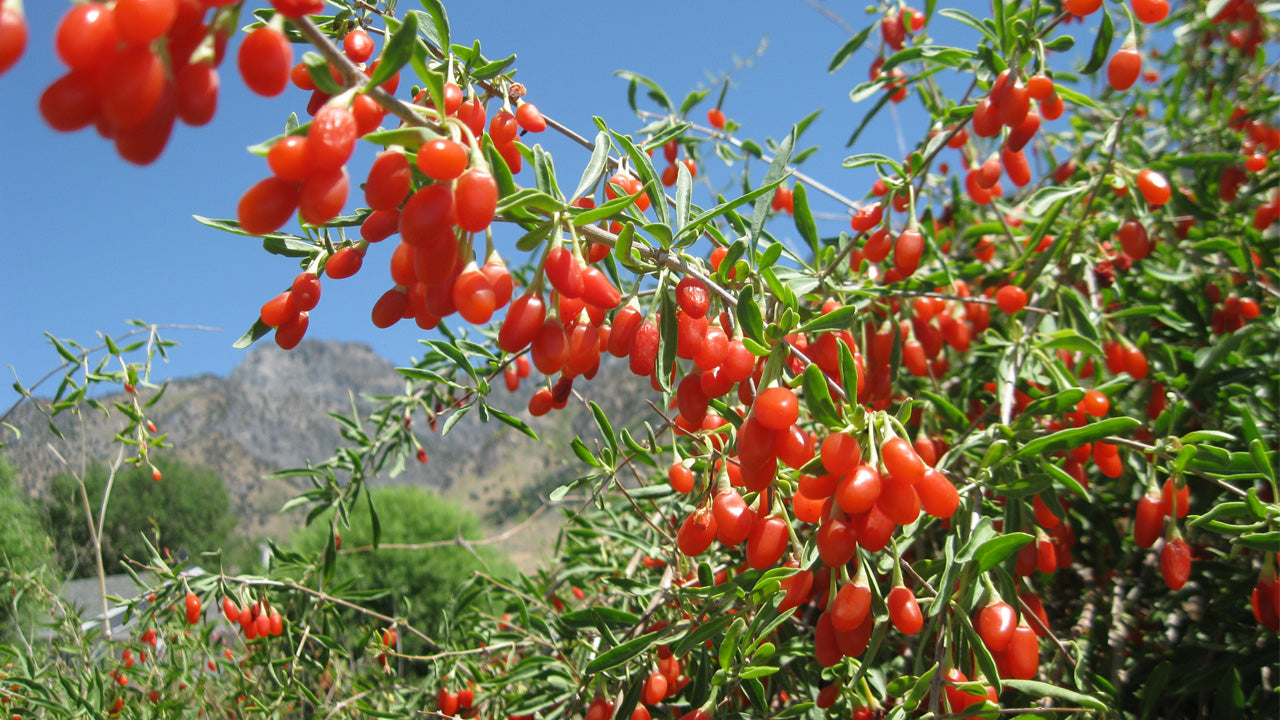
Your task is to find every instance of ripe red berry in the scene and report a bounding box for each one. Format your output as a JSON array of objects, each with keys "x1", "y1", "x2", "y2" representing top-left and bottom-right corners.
[
  {"x1": 1007, "y1": 621, "x2": 1040, "y2": 679},
  {"x1": 325, "y1": 245, "x2": 364, "y2": 279},
  {"x1": 239, "y1": 26, "x2": 293, "y2": 97},
  {"x1": 238, "y1": 177, "x2": 301, "y2": 236},
  {"x1": 1135, "y1": 168, "x2": 1172, "y2": 205},
  {"x1": 977, "y1": 600, "x2": 1017, "y2": 652},
  {"x1": 56, "y1": 3, "x2": 119, "y2": 70},
  {"x1": 114, "y1": 0, "x2": 178, "y2": 46},
  {"x1": 887, "y1": 585, "x2": 923, "y2": 635},
  {"x1": 0, "y1": 5, "x2": 27, "y2": 77},
  {"x1": 184, "y1": 592, "x2": 201, "y2": 624},
  {"x1": 1107, "y1": 47, "x2": 1142, "y2": 91},
  {"x1": 343, "y1": 28, "x2": 374, "y2": 63},
  {"x1": 299, "y1": 167, "x2": 349, "y2": 226},
  {"x1": 995, "y1": 285, "x2": 1028, "y2": 314},
  {"x1": 176, "y1": 61, "x2": 219, "y2": 127},
  {"x1": 454, "y1": 169, "x2": 499, "y2": 232},
  {"x1": 271, "y1": 0, "x2": 324, "y2": 18},
  {"x1": 753, "y1": 387, "x2": 799, "y2": 431},
  {"x1": 1080, "y1": 389, "x2": 1110, "y2": 418},
  {"x1": 1161, "y1": 537, "x2": 1191, "y2": 590},
  {"x1": 1131, "y1": 0, "x2": 1170, "y2": 23},
  {"x1": 365, "y1": 151, "x2": 413, "y2": 211},
  {"x1": 516, "y1": 101, "x2": 546, "y2": 132},
  {"x1": 881, "y1": 436, "x2": 926, "y2": 485},
  {"x1": 707, "y1": 107, "x2": 726, "y2": 129},
  {"x1": 101, "y1": 46, "x2": 168, "y2": 131},
  {"x1": 676, "y1": 277, "x2": 711, "y2": 318},
  {"x1": 308, "y1": 105, "x2": 359, "y2": 172}
]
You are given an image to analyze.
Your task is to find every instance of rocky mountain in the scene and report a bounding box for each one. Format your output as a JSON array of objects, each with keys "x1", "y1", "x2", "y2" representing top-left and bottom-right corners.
[{"x1": 1, "y1": 340, "x2": 659, "y2": 571}]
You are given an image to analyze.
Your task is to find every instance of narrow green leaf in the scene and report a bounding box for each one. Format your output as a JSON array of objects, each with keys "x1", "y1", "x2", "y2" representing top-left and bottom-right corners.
[
  {"x1": 974, "y1": 532, "x2": 1034, "y2": 573},
  {"x1": 584, "y1": 632, "x2": 660, "y2": 674},
  {"x1": 791, "y1": 182, "x2": 819, "y2": 256},
  {"x1": 1233, "y1": 531, "x2": 1280, "y2": 553},
  {"x1": 675, "y1": 159, "x2": 692, "y2": 233},
  {"x1": 800, "y1": 305, "x2": 857, "y2": 334},
  {"x1": 1008, "y1": 417, "x2": 1141, "y2": 462},
  {"x1": 589, "y1": 401, "x2": 618, "y2": 458},
  {"x1": 720, "y1": 617, "x2": 745, "y2": 670},
  {"x1": 737, "y1": 286, "x2": 766, "y2": 343},
  {"x1": 749, "y1": 127, "x2": 796, "y2": 248},
  {"x1": 802, "y1": 364, "x2": 842, "y2": 428},
  {"x1": 366, "y1": 12, "x2": 416, "y2": 88},
  {"x1": 656, "y1": 290, "x2": 678, "y2": 393},
  {"x1": 571, "y1": 131, "x2": 612, "y2": 201},
  {"x1": 233, "y1": 319, "x2": 272, "y2": 350},
  {"x1": 416, "y1": 0, "x2": 450, "y2": 49},
  {"x1": 611, "y1": 131, "x2": 669, "y2": 226},
  {"x1": 1002, "y1": 680, "x2": 1109, "y2": 711},
  {"x1": 364, "y1": 486, "x2": 381, "y2": 548},
  {"x1": 303, "y1": 51, "x2": 344, "y2": 94},
  {"x1": 613, "y1": 71, "x2": 673, "y2": 113},
  {"x1": 1082, "y1": 5, "x2": 1113, "y2": 75},
  {"x1": 828, "y1": 24, "x2": 875, "y2": 73}
]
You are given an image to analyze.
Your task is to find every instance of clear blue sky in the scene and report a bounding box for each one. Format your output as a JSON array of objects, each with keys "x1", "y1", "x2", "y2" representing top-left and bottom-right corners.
[{"x1": 1, "y1": 2, "x2": 1088, "y2": 403}]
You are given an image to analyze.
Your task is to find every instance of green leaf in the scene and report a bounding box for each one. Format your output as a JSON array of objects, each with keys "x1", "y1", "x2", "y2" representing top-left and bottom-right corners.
[
  {"x1": 677, "y1": 179, "x2": 789, "y2": 242},
  {"x1": 800, "y1": 305, "x2": 857, "y2": 335},
  {"x1": 614, "y1": 71, "x2": 673, "y2": 113},
  {"x1": 489, "y1": 406, "x2": 537, "y2": 439},
  {"x1": 1025, "y1": 183, "x2": 1088, "y2": 215},
  {"x1": 1139, "y1": 661, "x2": 1172, "y2": 720},
  {"x1": 791, "y1": 182, "x2": 819, "y2": 256},
  {"x1": 263, "y1": 234, "x2": 316, "y2": 258},
  {"x1": 881, "y1": 45, "x2": 975, "y2": 73},
  {"x1": 1233, "y1": 531, "x2": 1280, "y2": 553},
  {"x1": 303, "y1": 51, "x2": 345, "y2": 94},
  {"x1": 720, "y1": 617, "x2": 745, "y2": 670},
  {"x1": 472, "y1": 52, "x2": 516, "y2": 80},
  {"x1": 737, "y1": 286, "x2": 766, "y2": 343},
  {"x1": 589, "y1": 401, "x2": 618, "y2": 458},
  {"x1": 1053, "y1": 83, "x2": 1100, "y2": 111},
  {"x1": 233, "y1": 319, "x2": 272, "y2": 349},
  {"x1": 364, "y1": 486, "x2": 381, "y2": 548},
  {"x1": 845, "y1": 83, "x2": 895, "y2": 146},
  {"x1": 675, "y1": 160, "x2": 693, "y2": 233},
  {"x1": 584, "y1": 631, "x2": 660, "y2": 674},
  {"x1": 920, "y1": 390, "x2": 966, "y2": 428},
  {"x1": 749, "y1": 127, "x2": 796, "y2": 249},
  {"x1": 656, "y1": 290, "x2": 678, "y2": 393},
  {"x1": 1082, "y1": 4, "x2": 1113, "y2": 75},
  {"x1": 938, "y1": 8, "x2": 1000, "y2": 45},
  {"x1": 802, "y1": 364, "x2": 842, "y2": 428},
  {"x1": 415, "y1": 0, "x2": 450, "y2": 49},
  {"x1": 1008, "y1": 417, "x2": 1141, "y2": 462},
  {"x1": 973, "y1": 532, "x2": 1034, "y2": 573},
  {"x1": 611, "y1": 131, "x2": 669, "y2": 226},
  {"x1": 828, "y1": 24, "x2": 875, "y2": 72},
  {"x1": 571, "y1": 131, "x2": 612, "y2": 201},
  {"x1": 514, "y1": 222, "x2": 553, "y2": 252},
  {"x1": 1002, "y1": 679, "x2": 1109, "y2": 711},
  {"x1": 366, "y1": 12, "x2": 416, "y2": 88}
]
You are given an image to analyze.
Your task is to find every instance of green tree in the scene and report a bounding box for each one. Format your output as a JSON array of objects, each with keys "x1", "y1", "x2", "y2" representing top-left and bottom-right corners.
[
  {"x1": 291, "y1": 485, "x2": 511, "y2": 653},
  {"x1": 44, "y1": 454, "x2": 238, "y2": 578},
  {"x1": 0, "y1": 456, "x2": 55, "y2": 636}
]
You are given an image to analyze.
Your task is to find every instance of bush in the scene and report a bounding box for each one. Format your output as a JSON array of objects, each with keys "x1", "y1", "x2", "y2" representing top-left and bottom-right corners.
[{"x1": 0, "y1": 1, "x2": 1276, "y2": 719}]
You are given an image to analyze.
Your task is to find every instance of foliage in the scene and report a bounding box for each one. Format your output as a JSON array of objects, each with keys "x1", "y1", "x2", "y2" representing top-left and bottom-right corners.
[
  {"x1": 0, "y1": 456, "x2": 56, "y2": 636},
  {"x1": 288, "y1": 484, "x2": 512, "y2": 654},
  {"x1": 44, "y1": 454, "x2": 238, "y2": 578},
  {"x1": 0, "y1": 1, "x2": 1278, "y2": 719}
]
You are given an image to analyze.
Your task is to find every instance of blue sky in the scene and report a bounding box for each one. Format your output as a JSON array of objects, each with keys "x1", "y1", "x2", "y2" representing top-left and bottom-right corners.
[{"x1": 0, "y1": 1, "x2": 1065, "y2": 403}]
